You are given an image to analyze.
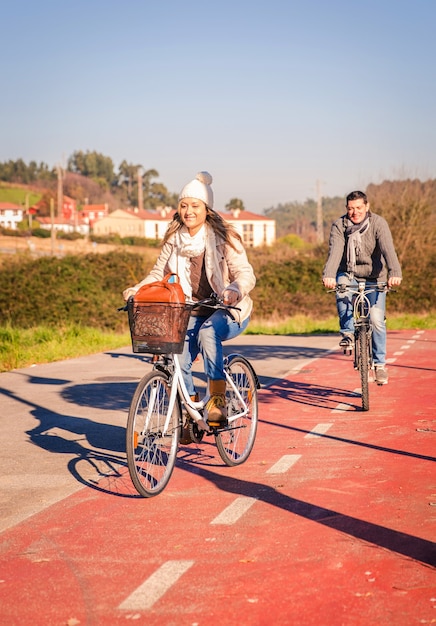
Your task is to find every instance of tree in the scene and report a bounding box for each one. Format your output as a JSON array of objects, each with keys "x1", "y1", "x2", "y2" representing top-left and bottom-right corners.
[
  {"x1": 225, "y1": 198, "x2": 245, "y2": 212},
  {"x1": 366, "y1": 179, "x2": 436, "y2": 266},
  {"x1": 117, "y1": 160, "x2": 142, "y2": 204},
  {"x1": 67, "y1": 151, "x2": 115, "y2": 189}
]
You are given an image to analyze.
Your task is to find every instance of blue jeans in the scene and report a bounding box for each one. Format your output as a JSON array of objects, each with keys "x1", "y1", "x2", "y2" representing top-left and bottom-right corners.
[
  {"x1": 179, "y1": 310, "x2": 250, "y2": 397},
  {"x1": 336, "y1": 273, "x2": 387, "y2": 366}
]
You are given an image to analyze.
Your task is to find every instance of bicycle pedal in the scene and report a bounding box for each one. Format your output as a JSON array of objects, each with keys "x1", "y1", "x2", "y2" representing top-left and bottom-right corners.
[{"x1": 196, "y1": 419, "x2": 211, "y2": 432}]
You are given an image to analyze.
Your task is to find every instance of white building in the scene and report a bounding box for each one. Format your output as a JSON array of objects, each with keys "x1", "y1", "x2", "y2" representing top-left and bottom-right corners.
[
  {"x1": 93, "y1": 206, "x2": 276, "y2": 247},
  {"x1": 0, "y1": 202, "x2": 25, "y2": 230}
]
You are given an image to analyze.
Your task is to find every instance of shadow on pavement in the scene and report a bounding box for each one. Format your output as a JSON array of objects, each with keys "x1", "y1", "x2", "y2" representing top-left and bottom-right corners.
[{"x1": 176, "y1": 460, "x2": 436, "y2": 568}]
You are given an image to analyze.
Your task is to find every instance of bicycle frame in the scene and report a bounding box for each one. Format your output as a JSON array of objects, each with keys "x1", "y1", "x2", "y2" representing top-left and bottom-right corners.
[
  {"x1": 352, "y1": 281, "x2": 374, "y2": 370},
  {"x1": 157, "y1": 353, "x2": 250, "y2": 436}
]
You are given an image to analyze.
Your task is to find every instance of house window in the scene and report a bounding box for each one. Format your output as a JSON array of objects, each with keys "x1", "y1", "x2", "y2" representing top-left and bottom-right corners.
[{"x1": 242, "y1": 224, "x2": 254, "y2": 247}]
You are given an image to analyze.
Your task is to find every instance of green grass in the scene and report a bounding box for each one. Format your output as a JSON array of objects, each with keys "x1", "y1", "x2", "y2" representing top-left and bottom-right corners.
[
  {"x1": 0, "y1": 324, "x2": 130, "y2": 372},
  {"x1": 0, "y1": 312, "x2": 434, "y2": 372},
  {"x1": 247, "y1": 312, "x2": 436, "y2": 335},
  {"x1": 0, "y1": 185, "x2": 41, "y2": 207}
]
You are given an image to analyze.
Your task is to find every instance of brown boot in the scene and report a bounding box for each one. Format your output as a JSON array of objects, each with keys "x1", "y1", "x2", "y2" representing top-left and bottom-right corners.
[
  {"x1": 206, "y1": 380, "x2": 227, "y2": 427},
  {"x1": 180, "y1": 394, "x2": 199, "y2": 445}
]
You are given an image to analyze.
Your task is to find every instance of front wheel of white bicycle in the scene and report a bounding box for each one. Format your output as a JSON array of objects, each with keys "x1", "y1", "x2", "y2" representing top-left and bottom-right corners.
[
  {"x1": 215, "y1": 355, "x2": 259, "y2": 467},
  {"x1": 126, "y1": 371, "x2": 180, "y2": 497}
]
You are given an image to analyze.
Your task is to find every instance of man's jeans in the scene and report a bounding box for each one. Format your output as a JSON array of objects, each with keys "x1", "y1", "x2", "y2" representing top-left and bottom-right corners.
[
  {"x1": 179, "y1": 310, "x2": 250, "y2": 397},
  {"x1": 336, "y1": 273, "x2": 387, "y2": 366}
]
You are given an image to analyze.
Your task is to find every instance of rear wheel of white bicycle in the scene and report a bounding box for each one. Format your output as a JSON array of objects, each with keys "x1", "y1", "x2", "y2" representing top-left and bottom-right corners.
[
  {"x1": 216, "y1": 356, "x2": 258, "y2": 466},
  {"x1": 126, "y1": 371, "x2": 180, "y2": 497}
]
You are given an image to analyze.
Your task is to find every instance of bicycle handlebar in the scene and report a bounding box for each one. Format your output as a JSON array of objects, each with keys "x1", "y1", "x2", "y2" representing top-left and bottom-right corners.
[
  {"x1": 118, "y1": 293, "x2": 241, "y2": 313},
  {"x1": 327, "y1": 283, "x2": 393, "y2": 295}
]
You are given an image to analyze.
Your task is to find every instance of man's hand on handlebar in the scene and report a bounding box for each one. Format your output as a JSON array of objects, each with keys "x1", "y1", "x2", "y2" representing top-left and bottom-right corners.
[
  {"x1": 388, "y1": 276, "x2": 402, "y2": 288},
  {"x1": 322, "y1": 277, "x2": 337, "y2": 290}
]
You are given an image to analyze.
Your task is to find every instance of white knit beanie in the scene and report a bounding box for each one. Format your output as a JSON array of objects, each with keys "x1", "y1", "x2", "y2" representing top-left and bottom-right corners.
[{"x1": 178, "y1": 171, "x2": 214, "y2": 208}]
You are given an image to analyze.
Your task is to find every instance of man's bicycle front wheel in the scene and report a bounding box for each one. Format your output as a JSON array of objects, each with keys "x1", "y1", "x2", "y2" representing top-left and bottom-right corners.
[
  {"x1": 126, "y1": 371, "x2": 180, "y2": 497},
  {"x1": 357, "y1": 326, "x2": 370, "y2": 411},
  {"x1": 216, "y1": 355, "x2": 259, "y2": 466}
]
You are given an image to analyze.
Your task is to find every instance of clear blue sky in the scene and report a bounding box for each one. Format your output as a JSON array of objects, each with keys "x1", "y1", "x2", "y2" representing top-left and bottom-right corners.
[{"x1": 2, "y1": 0, "x2": 435, "y2": 213}]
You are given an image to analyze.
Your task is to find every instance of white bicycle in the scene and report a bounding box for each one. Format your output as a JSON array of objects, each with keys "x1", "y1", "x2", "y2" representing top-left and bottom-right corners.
[{"x1": 124, "y1": 297, "x2": 259, "y2": 498}]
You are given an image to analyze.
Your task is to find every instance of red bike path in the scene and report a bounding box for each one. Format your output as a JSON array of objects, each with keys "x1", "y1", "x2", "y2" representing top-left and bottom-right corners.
[{"x1": 0, "y1": 329, "x2": 435, "y2": 625}]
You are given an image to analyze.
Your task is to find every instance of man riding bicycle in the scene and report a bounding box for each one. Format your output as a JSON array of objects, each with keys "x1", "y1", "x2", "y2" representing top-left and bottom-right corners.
[{"x1": 322, "y1": 190, "x2": 402, "y2": 385}]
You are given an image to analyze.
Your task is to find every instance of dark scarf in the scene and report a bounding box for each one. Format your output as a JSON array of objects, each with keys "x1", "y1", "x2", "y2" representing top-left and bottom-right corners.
[{"x1": 345, "y1": 213, "x2": 370, "y2": 275}]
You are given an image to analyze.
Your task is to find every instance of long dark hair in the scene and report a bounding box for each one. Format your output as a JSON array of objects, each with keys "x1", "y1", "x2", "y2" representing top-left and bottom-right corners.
[{"x1": 162, "y1": 206, "x2": 243, "y2": 250}]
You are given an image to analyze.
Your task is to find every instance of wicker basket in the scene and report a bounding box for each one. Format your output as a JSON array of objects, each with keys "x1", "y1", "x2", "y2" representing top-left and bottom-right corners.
[{"x1": 127, "y1": 301, "x2": 191, "y2": 354}]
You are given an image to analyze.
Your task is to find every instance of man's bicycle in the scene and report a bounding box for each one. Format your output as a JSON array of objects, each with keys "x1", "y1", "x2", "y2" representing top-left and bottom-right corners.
[
  {"x1": 122, "y1": 296, "x2": 259, "y2": 498},
  {"x1": 332, "y1": 281, "x2": 389, "y2": 411}
]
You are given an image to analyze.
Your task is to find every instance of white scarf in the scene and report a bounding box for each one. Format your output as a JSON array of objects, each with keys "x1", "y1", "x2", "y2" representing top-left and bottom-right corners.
[
  {"x1": 167, "y1": 223, "x2": 225, "y2": 299},
  {"x1": 168, "y1": 225, "x2": 206, "y2": 298}
]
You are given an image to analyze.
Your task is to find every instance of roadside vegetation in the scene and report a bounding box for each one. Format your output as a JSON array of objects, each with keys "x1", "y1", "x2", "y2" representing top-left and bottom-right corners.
[
  {"x1": 1, "y1": 159, "x2": 435, "y2": 372},
  {"x1": 0, "y1": 238, "x2": 434, "y2": 372}
]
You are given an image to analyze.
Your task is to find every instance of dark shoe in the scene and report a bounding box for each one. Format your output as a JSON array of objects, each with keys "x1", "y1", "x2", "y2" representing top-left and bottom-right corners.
[
  {"x1": 179, "y1": 427, "x2": 192, "y2": 445},
  {"x1": 339, "y1": 333, "x2": 354, "y2": 350},
  {"x1": 180, "y1": 394, "x2": 199, "y2": 444},
  {"x1": 374, "y1": 365, "x2": 388, "y2": 385}
]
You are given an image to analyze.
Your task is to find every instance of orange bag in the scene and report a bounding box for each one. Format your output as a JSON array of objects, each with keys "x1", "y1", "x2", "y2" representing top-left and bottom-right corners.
[
  {"x1": 128, "y1": 274, "x2": 190, "y2": 354},
  {"x1": 134, "y1": 273, "x2": 185, "y2": 304}
]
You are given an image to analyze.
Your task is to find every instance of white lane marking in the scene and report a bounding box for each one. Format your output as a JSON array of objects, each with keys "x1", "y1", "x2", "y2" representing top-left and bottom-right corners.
[
  {"x1": 407, "y1": 339, "x2": 416, "y2": 344},
  {"x1": 266, "y1": 454, "x2": 301, "y2": 473},
  {"x1": 118, "y1": 560, "x2": 194, "y2": 611},
  {"x1": 210, "y1": 497, "x2": 257, "y2": 525},
  {"x1": 332, "y1": 403, "x2": 353, "y2": 412},
  {"x1": 393, "y1": 351, "x2": 404, "y2": 356},
  {"x1": 400, "y1": 344, "x2": 411, "y2": 350},
  {"x1": 305, "y1": 423, "x2": 333, "y2": 438},
  {"x1": 386, "y1": 358, "x2": 396, "y2": 364},
  {"x1": 332, "y1": 389, "x2": 361, "y2": 412}
]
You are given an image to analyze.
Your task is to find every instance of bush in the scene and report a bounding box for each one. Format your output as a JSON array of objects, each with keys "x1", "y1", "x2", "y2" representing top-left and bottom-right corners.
[
  {"x1": 57, "y1": 231, "x2": 84, "y2": 241},
  {"x1": 31, "y1": 228, "x2": 51, "y2": 238},
  {"x1": 0, "y1": 245, "x2": 433, "y2": 333},
  {"x1": 0, "y1": 250, "x2": 153, "y2": 331}
]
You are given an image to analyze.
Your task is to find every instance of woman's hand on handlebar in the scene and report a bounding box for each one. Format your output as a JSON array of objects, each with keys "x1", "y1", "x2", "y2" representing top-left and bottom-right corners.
[
  {"x1": 222, "y1": 288, "x2": 239, "y2": 306},
  {"x1": 123, "y1": 287, "x2": 137, "y2": 301}
]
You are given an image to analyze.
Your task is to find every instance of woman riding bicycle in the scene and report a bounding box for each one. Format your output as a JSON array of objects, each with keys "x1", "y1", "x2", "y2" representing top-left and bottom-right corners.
[
  {"x1": 123, "y1": 171, "x2": 256, "y2": 426},
  {"x1": 322, "y1": 190, "x2": 402, "y2": 385}
]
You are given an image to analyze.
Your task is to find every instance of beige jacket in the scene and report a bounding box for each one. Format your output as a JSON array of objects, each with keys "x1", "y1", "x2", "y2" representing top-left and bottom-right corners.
[{"x1": 131, "y1": 229, "x2": 256, "y2": 325}]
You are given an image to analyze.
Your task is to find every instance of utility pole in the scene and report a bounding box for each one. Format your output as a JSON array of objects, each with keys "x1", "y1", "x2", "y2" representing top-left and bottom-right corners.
[
  {"x1": 137, "y1": 167, "x2": 144, "y2": 211},
  {"x1": 50, "y1": 197, "x2": 56, "y2": 255},
  {"x1": 56, "y1": 165, "x2": 63, "y2": 218},
  {"x1": 316, "y1": 179, "x2": 324, "y2": 244}
]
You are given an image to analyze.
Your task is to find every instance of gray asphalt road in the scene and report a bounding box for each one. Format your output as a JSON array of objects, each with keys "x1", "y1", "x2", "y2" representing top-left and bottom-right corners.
[{"x1": 0, "y1": 333, "x2": 338, "y2": 533}]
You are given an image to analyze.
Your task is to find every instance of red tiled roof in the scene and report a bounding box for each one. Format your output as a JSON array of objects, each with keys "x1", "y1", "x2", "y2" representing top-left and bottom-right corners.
[
  {"x1": 125, "y1": 209, "x2": 177, "y2": 221},
  {"x1": 0, "y1": 202, "x2": 23, "y2": 209},
  {"x1": 218, "y1": 210, "x2": 273, "y2": 221},
  {"x1": 81, "y1": 204, "x2": 108, "y2": 212},
  {"x1": 38, "y1": 216, "x2": 87, "y2": 226}
]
